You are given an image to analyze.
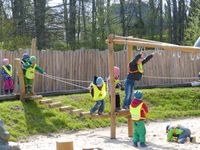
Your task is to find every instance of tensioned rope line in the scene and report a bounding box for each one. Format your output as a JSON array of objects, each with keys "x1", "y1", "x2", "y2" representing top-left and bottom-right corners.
[
  {"x1": 142, "y1": 75, "x2": 198, "y2": 80},
  {"x1": 37, "y1": 73, "x2": 89, "y2": 90}
]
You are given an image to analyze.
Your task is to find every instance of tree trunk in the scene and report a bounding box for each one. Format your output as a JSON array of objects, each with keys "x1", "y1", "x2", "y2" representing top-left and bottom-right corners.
[
  {"x1": 106, "y1": 0, "x2": 111, "y2": 34},
  {"x1": 159, "y1": 0, "x2": 163, "y2": 41},
  {"x1": 172, "y1": 0, "x2": 178, "y2": 44},
  {"x1": 166, "y1": 0, "x2": 172, "y2": 43},
  {"x1": 69, "y1": 0, "x2": 76, "y2": 50},
  {"x1": 120, "y1": 0, "x2": 126, "y2": 36},
  {"x1": 63, "y1": 0, "x2": 69, "y2": 44},
  {"x1": 81, "y1": 0, "x2": 87, "y2": 39},
  {"x1": 77, "y1": 0, "x2": 81, "y2": 44},
  {"x1": 34, "y1": 0, "x2": 46, "y2": 50},
  {"x1": 92, "y1": 0, "x2": 97, "y2": 48}
]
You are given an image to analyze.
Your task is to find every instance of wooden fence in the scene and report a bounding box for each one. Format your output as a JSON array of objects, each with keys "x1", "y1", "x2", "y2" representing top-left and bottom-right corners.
[{"x1": 0, "y1": 49, "x2": 199, "y2": 94}]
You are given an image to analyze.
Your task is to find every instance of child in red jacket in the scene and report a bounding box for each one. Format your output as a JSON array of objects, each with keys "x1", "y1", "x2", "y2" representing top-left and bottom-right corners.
[{"x1": 130, "y1": 90, "x2": 148, "y2": 147}]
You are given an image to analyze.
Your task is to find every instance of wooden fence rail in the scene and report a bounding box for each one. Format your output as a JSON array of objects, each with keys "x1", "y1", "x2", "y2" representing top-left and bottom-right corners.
[{"x1": 0, "y1": 49, "x2": 199, "y2": 94}]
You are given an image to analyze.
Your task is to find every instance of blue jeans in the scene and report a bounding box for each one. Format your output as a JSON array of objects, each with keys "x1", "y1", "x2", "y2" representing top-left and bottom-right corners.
[
  {"x1": 178, "y1": 128, "x2": 191, "y2": 144},
  {"x1": 123, "y1": 79, "x2": 135, "y2": 108},
  {"x1": 90, "y1": 100, "x2": 105, "y2": 114}
]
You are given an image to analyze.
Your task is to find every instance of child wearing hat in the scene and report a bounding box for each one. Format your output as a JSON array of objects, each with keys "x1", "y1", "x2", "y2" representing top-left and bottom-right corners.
[
  {"x1": 107, "y1": 66, "x2": 122, "y2": 110},
  {"x1": 23, "y1": 56, "x2": 45, "y2": 95},
  {"x1": 166, "y1": 125, "x2": 196, "y2": 144},
  {"x1": 89, "y1": 77, "x2": 107, "y2": 115},
  {"x1": 1, "y1": 58, "x2": 14, "y2": 95},
  {"x1": 123, "y1": 52, "x2": 154, "y2": 109},
  {"x1": 130, "y1": 90, "x2": 148, "y2": 147}
]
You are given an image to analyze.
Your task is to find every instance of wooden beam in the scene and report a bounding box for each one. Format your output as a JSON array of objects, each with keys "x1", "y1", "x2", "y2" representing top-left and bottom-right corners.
[
  {"x1": 113, "y1": 39, "x2": 200, "y2": 53},
  {"x1": 15, "y1": 58, "x2": 25, "y2": 101},
  {"x1": 70, "y1": 109, "x2": 83, "y2": 115},
  {"x1": 90, "y1": 113, "x2": 110, "y2": 119},
  {"x1": 24, "y1": 95, "x2": 43, "y2": 100},
  {"x1": 115, "y1": 109, "x2": 130, "y2": 117},
  {"x1": 108, "y1": 34, "x2": 117, "y2": 139},
  {"x1": 49, "y1": 102, "x2": 62, "y2": 108},
  {"x1": 127, "y1": 45, "x2": 133, "y2": 64},
  {"x1": 128, "y1": 117, "x2": 133, "y2": 137},
  {"x1": 114, "y1": 35, "x2": 177, "y2": 46},
  {"x1": 59, "y1": 106, "x2": 73, "y2": 112},
  {"x1": 39, "y1": 99, "x2": 53, "y2": 104}
]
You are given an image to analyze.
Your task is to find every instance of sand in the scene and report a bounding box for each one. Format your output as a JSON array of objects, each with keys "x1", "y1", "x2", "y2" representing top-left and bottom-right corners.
[{"x1": 18, "y1": 118, "x2": 200, "y2": 150}]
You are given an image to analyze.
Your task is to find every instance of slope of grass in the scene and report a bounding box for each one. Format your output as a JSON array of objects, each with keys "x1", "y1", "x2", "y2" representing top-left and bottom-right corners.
[{"x1": 0, "y1": 87, "x2": 200, "y2": 141}]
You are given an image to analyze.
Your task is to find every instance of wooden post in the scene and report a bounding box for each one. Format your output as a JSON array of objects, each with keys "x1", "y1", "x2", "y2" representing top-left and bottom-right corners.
[
  {"x1": 15, "y1": 58, "x2": 25, "y2": 101},
  {"x1": 31, "y1": 38, "x2": 36, "y2": 93},
  {"x1": 108, "y1": 34, "x2": 116, "y2": 139},
  {"x1": 127, "y1": 45, "x2": 133, "y2": 137},
  {"x1": 56, "y1": 141, "x2": 73, "y2": 150}
]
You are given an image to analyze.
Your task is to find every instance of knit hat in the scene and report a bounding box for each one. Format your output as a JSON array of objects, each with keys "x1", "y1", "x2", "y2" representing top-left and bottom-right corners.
[
  {"x1": 22, "y1": 53, "x2": 30, "y2": 61},
  {"x1": 134, "y1": 90, "x2": 143, "y2": 99},
  {"x1": 2, "y1": 58, "x2": 9, "y2": 65},
  {"x1": 30, "y1": 56, "x2": 36, "y2": 62},
  {"x1": 96, "y1": 77, "x2": 104, "y2": 87},
  {"x1": 114, "y1": 66, "x2": 120, "y2": 79}
]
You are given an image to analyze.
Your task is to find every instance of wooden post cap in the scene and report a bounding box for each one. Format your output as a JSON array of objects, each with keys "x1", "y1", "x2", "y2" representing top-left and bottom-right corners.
[{"x1": 56, "y1": 141, "x2": 73, "y2": 150}]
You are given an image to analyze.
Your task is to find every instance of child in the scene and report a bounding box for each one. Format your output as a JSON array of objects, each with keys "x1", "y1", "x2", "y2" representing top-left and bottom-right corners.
[
  {"x1": 130, "y1": 90, "x2": 148, "y2": 147},
  {"x1": 21, "y1": 53, "x2": 30, "y2": 75},
  {"x1": 1, "y1": 58, "x2": 14, "y2": 95},
  {"x1": 23, "y1": 56, "x2": 45, "y2": 95},
  {"x1": 166, "y1": 125, "x2": 196, "y2": 144},
  {"x1": 89, "y1": 77, "x2": 107, "y2": 115},
  {"x1": 123, "y1": 52, "x2": 154, "y2": 109},
  {"x1": 107, "y1": 66, "x2": 121, "y2": 110}
]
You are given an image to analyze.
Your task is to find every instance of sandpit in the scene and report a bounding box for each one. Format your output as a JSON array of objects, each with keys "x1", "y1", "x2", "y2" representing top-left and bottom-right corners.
[{"x1": 18, "y1": 118, "x2": 200, "y2": 150}]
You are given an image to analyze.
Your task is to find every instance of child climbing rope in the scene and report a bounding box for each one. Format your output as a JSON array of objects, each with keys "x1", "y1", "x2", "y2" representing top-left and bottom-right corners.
[
  {"x1": 23, "y1": 56, "x2": 45, "y2": 96},
  {"x1": 107, "y1": 66, "x2": 122, "y2": 110},
  {"x1": 89, "y1": 77, "x2": 107, "y2": 115},
  {"x1": 130, "y1": 90, "x2": 148, "y2": 148},
  {"x1": 123, "y1": 51, "x2": 154, "y2": 109},
  {"x1": 1, "y1": 58, "x2": 14, "y2": 95},
  {"x1": 166, "y1": 125, "x2": 196, "y2": 144}
]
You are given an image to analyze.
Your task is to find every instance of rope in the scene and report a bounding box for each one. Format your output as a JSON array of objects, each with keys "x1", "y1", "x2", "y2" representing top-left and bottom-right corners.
[
  {"x1": 143, "y1": 75, "x2": 198, "y2": 80},
  {"x1": 37, "y1": 73, "x2": 89, "y2": 90},
  {"x1": 45, "y1": 74, "x2": 91, "y2": 83}
]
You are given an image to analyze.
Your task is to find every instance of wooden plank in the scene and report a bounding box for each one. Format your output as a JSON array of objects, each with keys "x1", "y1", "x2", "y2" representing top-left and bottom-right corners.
[
  {"x1": 70, "y1": 109, "x2": 83, "y2": 115},
  {"x1": 15, "y1": 58, "x2": 25, "y2": 101},
  {"x1": 24, "y1": 95, "x2": 43, "y2": 101},
  {"x1": 59, "y1": 106, "x2": 73, "y2": 112},
  {"x1": 107, "y1": 34, "x2": 116, "y2": 139},
  {"x1": 49, "y1": 102, "x2": 62, "y2": 108},
  {"x1": 39, "y1": 99, "x2": 53, "y2": 104}
]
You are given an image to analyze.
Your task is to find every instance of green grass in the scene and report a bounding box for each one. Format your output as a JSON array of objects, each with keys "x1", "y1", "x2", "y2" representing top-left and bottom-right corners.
[{"x1": 1, "y1": 87, "x2": 200, "y2": 141}]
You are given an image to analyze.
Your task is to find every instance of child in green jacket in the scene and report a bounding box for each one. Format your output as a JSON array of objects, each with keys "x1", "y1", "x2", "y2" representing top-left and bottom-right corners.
[
  {"x1": 166, "y1": 125, "x2": 196, "y2": 144},
  {"x1": 23, "y1": 56, "x2": 45, "y2": 95}
]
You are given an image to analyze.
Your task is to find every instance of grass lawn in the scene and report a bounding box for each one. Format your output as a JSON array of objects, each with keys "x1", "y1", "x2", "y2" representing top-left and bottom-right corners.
[{"x1": 0, "y1": 87, "x2": 200, "y2": 141}]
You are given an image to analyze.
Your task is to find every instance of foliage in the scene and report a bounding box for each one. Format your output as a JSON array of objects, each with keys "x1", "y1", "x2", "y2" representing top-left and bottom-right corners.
[{"x1": 0, "y1": 87, "x2": 200, "y2": 141}]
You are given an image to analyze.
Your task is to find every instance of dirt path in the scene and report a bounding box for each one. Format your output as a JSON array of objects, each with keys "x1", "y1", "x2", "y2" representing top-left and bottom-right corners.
[{"x1": 18, "y1": 118, "x2": 200, "y2": 150}]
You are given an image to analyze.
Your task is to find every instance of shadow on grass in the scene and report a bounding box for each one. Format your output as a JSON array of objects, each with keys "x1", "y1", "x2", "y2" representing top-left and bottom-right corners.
[{"x1": 22, "y1": 101, "x2": 62, "y2": 135}]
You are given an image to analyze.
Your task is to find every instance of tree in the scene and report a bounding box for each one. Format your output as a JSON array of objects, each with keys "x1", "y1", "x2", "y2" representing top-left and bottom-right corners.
[
  {"x1": 120, "y1": 0, "x2": 126, "y2": 36},
  {"x1": 69, "y1": 0, "x2": 76, "y2": 50},
  {"x1": 34, "y1": 0, "x2": 47, "y2": 50},
  {"x1": 92, "y1": 0, "x2": 97, "y2": 48},
  {"x1": 63, "y1": 0, "x2": 69, "y2": 45},
  {"x1": 184, "y1": 0, "x2": 200, "y2": 45},
  {"x1": 158, "y1": 0, "x2": 163, "y2": 41},
  {"x1": 148, "y1": 0, "x2": 157, "y2": 39},
  {"x1": 172, "y1": 0, "x2": 178, "y2": 44}
]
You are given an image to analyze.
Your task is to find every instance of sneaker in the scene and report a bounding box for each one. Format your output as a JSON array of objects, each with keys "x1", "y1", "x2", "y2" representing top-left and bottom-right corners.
[
  {"x1": 133, "y1": 142, "x2": 138, "y2": 147},
  {"x1": 140, "y1": 143, "x2": 147, "y2": 148},
  {"x1": 122, "y1": 106, "x2": 129, "y2": 110},
  {"x1": 98, "y1": 112, "x2": 102, "y2": 115},
  {"x1": 190, "y1": 137, "x2": 196, "y2": 143}
]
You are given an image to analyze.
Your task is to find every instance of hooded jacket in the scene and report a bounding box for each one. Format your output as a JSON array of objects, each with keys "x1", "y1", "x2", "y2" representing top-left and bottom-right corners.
[{"x1": 130, "y1": 99, "x2": 148, "y2": 120}]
